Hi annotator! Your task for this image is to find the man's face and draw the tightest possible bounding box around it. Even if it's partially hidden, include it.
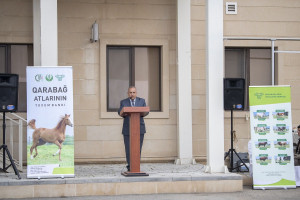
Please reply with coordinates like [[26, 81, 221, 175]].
[[128, 87, 137, 100], [298, 128, 300, 136]]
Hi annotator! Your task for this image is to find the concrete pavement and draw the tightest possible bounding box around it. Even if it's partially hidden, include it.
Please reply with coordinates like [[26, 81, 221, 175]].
[[6, 185, 300, 200], [1, 163, 299, 199]]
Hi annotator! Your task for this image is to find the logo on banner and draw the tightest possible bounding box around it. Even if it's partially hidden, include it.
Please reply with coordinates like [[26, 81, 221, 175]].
[[55, 74, 65, 81], [255, 92, 264, 99], [35, 74, 43, 82], [45, 74, 54, 82], [35, 74, 66, 82]]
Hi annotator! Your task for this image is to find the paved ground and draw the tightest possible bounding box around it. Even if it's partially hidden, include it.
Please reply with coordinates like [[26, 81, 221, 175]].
[[2, 185, 298, 200], [1, 162, 244, 189], [1, 162, 299, 200], [0, 162, 209, 180], [75, 162, 207, 178]]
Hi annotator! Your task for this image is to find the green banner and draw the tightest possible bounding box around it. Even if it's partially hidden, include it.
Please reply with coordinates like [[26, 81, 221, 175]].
[[249, 86, 296, 189], [249, 86, 291, 106]]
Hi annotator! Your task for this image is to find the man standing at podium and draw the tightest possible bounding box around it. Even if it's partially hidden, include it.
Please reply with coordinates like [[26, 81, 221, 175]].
[[118, 86, 148, 171]]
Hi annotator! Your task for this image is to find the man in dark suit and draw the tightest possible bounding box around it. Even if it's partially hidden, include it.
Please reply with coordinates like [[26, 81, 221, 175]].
[[118, 86, 148, 171]]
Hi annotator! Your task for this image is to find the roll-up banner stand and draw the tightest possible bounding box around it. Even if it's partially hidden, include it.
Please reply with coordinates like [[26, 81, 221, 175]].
[[249, 86, 296, 189], [26, 66, 74, 179]]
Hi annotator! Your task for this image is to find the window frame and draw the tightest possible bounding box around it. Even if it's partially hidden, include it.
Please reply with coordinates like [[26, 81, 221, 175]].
[[106, 46, 132, 112], [0, 45, 9, 73], [224, 47, 273, 110], [100, 38, 169, 119], [0, 43, 33, 112], [106, 45, 162, 112]]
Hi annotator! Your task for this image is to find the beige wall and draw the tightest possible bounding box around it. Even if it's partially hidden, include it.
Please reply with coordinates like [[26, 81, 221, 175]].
[[57, 0, 177, 162], [0, 0, 33, 43], [1, 0, 300, 163], [191, 0, 206, 159], [223, 0, 300, 152]]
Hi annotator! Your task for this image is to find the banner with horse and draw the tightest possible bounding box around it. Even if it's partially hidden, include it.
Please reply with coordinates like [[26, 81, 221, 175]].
[[249, 86, 296, 189], [26, 66, 74, 179]]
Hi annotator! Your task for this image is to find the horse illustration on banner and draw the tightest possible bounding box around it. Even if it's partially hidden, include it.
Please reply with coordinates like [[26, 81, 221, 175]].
[[28, 114, 73, 161]]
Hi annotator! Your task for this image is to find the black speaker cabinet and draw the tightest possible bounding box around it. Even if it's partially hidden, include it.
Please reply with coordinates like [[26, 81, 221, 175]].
[[0, 74, 18, 112], [224, 78, 245, 110]]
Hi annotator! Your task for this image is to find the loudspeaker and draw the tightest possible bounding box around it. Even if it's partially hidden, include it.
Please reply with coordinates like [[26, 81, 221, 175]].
[[0, 74, 18, 112], [224, 78, 245, 110]]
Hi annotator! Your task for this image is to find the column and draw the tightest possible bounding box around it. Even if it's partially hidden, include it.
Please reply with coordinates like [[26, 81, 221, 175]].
[[175, 0, 195, 165], [33, 0, 58, 66], [205, 0, 227, 172]]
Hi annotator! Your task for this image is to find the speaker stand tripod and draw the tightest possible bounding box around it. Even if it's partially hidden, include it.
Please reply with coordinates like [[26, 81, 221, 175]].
[[224, 108, 249, 172], [0, 112, 21, 179]]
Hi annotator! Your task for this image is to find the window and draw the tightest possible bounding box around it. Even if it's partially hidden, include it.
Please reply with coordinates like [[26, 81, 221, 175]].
[[225, 48, 272, 109], [107, 46, 161, 112], [0, 44, 33, 112]]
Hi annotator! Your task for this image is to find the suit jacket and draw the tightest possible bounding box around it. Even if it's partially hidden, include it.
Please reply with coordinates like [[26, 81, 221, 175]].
[[118, 97, 148, 135]]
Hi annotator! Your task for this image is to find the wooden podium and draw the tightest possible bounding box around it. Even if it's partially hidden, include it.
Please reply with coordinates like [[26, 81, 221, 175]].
[[120, 106, 149, 177]]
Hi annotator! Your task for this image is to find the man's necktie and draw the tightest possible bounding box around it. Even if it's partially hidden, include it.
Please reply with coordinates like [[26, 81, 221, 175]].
[[131, 99, 135, 107]]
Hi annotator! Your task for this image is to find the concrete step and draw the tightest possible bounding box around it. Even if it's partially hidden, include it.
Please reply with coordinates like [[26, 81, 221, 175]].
[[0, 163, 243, 199]]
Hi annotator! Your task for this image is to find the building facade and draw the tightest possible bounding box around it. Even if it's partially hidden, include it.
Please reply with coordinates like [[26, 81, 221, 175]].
[[1, 0, 300, 172]]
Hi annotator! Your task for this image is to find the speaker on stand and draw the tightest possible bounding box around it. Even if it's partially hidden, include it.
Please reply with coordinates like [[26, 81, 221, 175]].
[[223, 78, 249, 172], [0, 73, 21, 179], [224, 78, 245, 111]]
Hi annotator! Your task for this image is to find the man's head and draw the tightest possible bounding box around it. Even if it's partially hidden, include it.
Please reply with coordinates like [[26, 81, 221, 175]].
[[297, 125, 300, 135], [128, 86, 137, 100]]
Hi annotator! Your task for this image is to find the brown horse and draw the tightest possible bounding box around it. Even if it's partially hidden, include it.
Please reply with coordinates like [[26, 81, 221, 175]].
[[29, 114, 73, 161], [28, 119, 36, 129]]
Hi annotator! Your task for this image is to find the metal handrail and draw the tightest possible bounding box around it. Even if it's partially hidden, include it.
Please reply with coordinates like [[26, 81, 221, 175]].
[[223, 37, 300, 86], [10, 113, 27, 122], [223, 37, 300, 41], [0, 113, 26, 171]]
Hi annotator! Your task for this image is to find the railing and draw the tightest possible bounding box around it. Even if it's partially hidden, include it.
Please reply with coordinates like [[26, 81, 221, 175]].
[[223, 37, 300, 86], [0, 112, 26, 171]]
